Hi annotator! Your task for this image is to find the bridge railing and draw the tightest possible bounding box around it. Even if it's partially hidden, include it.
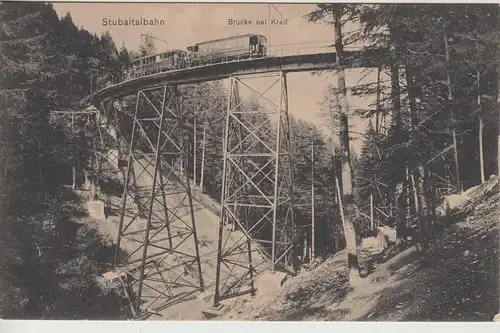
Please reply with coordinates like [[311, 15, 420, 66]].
[[98, 42, 365, 89], [267, 41, 362, 57]]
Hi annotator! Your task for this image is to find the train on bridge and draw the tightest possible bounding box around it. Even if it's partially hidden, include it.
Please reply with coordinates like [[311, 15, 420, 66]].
[[124, 33, 268, 79]]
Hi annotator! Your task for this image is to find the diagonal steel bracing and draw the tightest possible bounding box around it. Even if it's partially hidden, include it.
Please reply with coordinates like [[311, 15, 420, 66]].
[[213, 72, 296, 306], [111, 85, 204, 317], [90, 100, 131, 202]]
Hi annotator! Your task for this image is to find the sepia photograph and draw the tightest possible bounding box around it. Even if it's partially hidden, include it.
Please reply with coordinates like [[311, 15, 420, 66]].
[[0, 1, 499, 323]]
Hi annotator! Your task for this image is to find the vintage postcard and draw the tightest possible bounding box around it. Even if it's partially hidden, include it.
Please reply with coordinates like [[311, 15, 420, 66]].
[[0, 1, 498, 323]]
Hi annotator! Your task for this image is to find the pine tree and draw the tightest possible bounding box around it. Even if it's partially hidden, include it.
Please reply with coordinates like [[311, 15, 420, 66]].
[[306, 4, 363, 286], [138, 34, 157, 57]]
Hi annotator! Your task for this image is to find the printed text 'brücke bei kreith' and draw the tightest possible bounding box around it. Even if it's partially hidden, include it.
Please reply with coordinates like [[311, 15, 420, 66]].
[[227, 18, 288, 26]]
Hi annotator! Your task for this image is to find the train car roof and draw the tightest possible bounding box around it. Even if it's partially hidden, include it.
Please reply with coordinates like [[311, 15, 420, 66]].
[[192, 34, 267, 46]]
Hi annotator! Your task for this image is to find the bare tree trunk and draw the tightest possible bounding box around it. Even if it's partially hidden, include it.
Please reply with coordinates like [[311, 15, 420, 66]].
[[329, 106, 338, 205], [302, 236, 308, 264], [444, 33, 461, 193], [375, 66, 382, 134], [425, 167, 436, 230], [497, 63, 500, 179], [72, 164, 77, 190], [416, 165, 430, 250], [311, 134, 316, 261], [199, 117, 207, 193], [476, 49, 485, 184], [479, 115, 485, 183], [370, 192, 374, 230], [391, 63, 407, 242], [334, 12, 360, 285], [406, 65, 430, 252]]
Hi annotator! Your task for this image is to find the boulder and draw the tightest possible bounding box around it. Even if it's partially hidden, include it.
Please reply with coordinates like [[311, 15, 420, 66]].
[[87, 200, 105, 220], [378, 226, 397, 243], [256, 271, 287, 295]]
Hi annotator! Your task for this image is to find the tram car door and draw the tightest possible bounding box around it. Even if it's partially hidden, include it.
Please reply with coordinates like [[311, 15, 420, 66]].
[[249, 35, 259, 57]]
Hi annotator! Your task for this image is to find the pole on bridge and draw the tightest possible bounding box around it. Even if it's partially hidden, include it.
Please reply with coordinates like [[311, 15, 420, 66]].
[[268, 4, 271, 50]]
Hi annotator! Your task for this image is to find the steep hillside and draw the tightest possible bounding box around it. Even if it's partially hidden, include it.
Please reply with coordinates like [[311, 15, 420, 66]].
[[218, 176, 499, 321]]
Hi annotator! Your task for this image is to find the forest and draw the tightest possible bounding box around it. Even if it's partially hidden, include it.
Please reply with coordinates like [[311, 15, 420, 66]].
[[0, 2, 498, 319]]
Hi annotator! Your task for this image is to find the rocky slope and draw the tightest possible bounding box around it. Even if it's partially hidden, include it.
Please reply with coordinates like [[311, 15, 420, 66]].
[[218, 176, 499, 321]]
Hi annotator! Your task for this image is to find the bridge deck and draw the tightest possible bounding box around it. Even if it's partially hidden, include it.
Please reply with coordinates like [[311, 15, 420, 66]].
[[91, 51, 372, 106]]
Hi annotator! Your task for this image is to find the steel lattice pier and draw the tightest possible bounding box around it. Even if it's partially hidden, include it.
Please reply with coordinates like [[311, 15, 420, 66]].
[[104, 85, 204, 317], [213, 72, 296, 306]]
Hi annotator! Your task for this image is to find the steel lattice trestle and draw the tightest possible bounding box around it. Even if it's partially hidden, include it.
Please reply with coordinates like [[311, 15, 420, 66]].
[[112, 85, 204, 317], [213, 72, 296, 306], [91, 101, 130, 201]]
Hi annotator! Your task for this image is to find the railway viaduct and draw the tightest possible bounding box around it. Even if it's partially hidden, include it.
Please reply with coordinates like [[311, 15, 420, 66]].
[[72, 46, 377, 319]]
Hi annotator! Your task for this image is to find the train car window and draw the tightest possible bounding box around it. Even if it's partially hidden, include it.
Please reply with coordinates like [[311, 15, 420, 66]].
[[249, 35, 259, 45]]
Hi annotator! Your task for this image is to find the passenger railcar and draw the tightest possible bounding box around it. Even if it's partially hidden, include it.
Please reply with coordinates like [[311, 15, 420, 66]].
[[122, 34, 268, 80], [127, 49, 187, 78], [187, 34, 267, 66]]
